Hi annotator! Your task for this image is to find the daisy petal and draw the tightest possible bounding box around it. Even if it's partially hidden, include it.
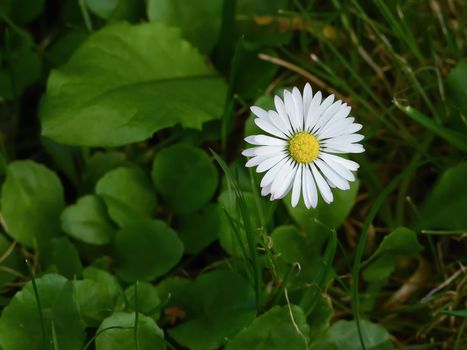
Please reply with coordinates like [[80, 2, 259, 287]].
[[311, 163, 334, 204], [268, 110, 292, 136], [255, 118, 287, 139], [245, 135, 287, 146], [319, 153, 355, 181], [315, 159, 350, 190], [306, 166, 318, 208], [302, 83, 313, 115], [274, 96, 293, 132], [273, 164, 297, 200], [250, 106, 269, 119], [291, 165, 302, 207], [270, 160, 293, 199], [284, 90, 300, 131], [257, 154, 287, 173], [260, 157, 289, 187], [304, 91, 322, 130], [321, 153, 359, 171], [292, 87, 304, 130], [312, 100, 342, 133]]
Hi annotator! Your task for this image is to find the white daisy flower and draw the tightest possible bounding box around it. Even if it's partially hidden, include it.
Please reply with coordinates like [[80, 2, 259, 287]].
[[242, 83, 364, 208]]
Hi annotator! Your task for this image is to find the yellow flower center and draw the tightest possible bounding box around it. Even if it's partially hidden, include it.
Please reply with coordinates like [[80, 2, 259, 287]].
[[288, 132, 320, 164]]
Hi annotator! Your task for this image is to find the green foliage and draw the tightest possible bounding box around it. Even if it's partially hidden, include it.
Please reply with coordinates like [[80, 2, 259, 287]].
[[96, 167, 156, 227], [168, 270, 256, 350], [152, 144, 218, 214], [0, 160, 65, 248], [147, 0, 223, 53], [1, 0, 465, 349], [284, 180, 359, 246], [114, 220, 183, 282], [226, 305, 309, 350], [309, 320, 393, 350], [363, 227, 423, 282], [73, 267, 124, 327], [61, 195, 115, 245], [40, 22, 227, 147], [419, 162, 467, 230], [95, 312, 166, 350], [0, 274, 85, 350], [176, 203, 220, 254]]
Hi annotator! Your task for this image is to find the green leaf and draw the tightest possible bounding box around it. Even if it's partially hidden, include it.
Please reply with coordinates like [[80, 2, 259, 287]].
[[40, 22, 227, 147], [114, 220, 183, 282], [124, 282, 161, 318], [147, 0, 223, 53], [218, 189, 273, 256], [226, 305, 309, 350], [0, 274, 85, 350], [0, 160, 65, 248], [176, 203, 219, 254], [308, 294, 333, 340], [61, 195, 116, 245], [418, 162, 467, 230], [96, 312, 166, 350], [82, 151, 129, 191], [152, 144, 218, 214], [363, 227, 422, 282], [309, 320, 394, 350], [168, 270, 256, 350], [73, 267, 124, 327], [271, 225, 331, 288], [284, 180, 359, 247], [373, 227, 423, 257], [41, 237, 83, 279], [96, 167, 156, 227], [446, 58, 467, 115], [86, 0, 144, 21]]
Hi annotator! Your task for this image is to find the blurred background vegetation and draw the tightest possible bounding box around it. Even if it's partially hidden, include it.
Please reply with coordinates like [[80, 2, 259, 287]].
[[0, 0, 466, 349]]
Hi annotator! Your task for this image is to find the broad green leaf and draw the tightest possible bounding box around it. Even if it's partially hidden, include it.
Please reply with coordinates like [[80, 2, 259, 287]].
[[86, 0, 144, 21], [309, 320, 394, 350], [73, 267, 124, 327], [124, 282, 161, 318], [96, 167, 156, 227], [0, 160, 65, 248], [418, 162, 467, 230], [61, 195, 116, 245], [147, 0, 223, 53], [373, 227, 423, 257], [363, 227, 422, 282], [446, 58, 467, 115], [176, 203, 219, 254], [96, 312, 166, 350], [308, 294, 333, 340], [114, 220, 183, 282], [82, 151, 129, 191], [152, 144, 218, 214], [271, 225, 330, 288], [226, 305, 309, 350], [40, 22, 227, 147], [41, 237, 83, 279], [218, 189, 273, 256], [284, 180, 359, 248], [0, 274, 85, 350], [168, 270, 256, 350]]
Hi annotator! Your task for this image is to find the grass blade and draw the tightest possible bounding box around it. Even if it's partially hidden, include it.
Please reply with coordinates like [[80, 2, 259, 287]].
[[395, 101, 467, 152]]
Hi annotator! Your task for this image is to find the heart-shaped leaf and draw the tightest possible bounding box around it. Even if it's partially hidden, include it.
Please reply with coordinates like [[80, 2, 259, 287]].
[[40, 22, 226, 147]]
